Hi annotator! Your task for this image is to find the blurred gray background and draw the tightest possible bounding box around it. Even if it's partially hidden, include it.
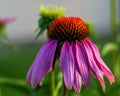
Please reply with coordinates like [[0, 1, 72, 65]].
[[0, 0, 119, 44]]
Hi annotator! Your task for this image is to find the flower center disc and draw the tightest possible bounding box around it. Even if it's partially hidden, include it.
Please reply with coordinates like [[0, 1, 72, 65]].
[[48, 17, 89, 42]]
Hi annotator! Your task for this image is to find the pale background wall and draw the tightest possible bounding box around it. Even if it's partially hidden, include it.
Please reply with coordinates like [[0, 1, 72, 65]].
[[0, 0, 119, 43]]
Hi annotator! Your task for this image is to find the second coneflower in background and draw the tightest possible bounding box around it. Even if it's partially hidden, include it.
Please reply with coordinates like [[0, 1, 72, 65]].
[[0, 17, 15, 39], [26, 17, 115, 93]]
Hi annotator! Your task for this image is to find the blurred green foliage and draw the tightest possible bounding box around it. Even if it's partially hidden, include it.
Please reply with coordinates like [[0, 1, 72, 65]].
[[85, 21, 97, 38]]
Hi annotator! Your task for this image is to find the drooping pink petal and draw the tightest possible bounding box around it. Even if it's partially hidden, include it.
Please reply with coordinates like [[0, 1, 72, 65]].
[[73, 70, 82, 93], [97, 75, 106, 92], [60, 41, 74, 90], [75, 41, 90, 88], [71, 42, 82, 93], [83, 39, 105, 91], [26, 40, 57, 88], [86, 38, 115, 85]]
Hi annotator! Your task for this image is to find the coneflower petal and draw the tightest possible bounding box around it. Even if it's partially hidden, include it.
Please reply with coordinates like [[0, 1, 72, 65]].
[[26, 40, 57, 88], [76, 41, 90, 88], [60, 41, 74, 90], [71, 42, 82, 93], [83, 39, 105, 91], [86, 38, 115, 85], [73, 70, 82, 93]]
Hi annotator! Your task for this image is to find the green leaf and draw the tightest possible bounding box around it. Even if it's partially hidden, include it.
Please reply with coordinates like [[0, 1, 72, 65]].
[[34, 30, 44, 40], [101, 43, 119, 57]]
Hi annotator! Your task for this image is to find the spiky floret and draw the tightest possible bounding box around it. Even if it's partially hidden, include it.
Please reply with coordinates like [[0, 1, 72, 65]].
[[48, 17, 89, 42]]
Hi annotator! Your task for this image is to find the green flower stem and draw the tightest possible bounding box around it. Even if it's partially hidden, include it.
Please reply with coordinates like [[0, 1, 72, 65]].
[[62, 79, 68, 96], [110, 0, 117, 42], [0, 24, 7, 39], [50, 72, 55, 96], [113, 53, 120, 77]]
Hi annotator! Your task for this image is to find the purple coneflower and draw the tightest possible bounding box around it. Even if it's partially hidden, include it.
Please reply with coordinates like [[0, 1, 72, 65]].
[[26, 17, 115, 93], [0, 17, 15, 38]]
